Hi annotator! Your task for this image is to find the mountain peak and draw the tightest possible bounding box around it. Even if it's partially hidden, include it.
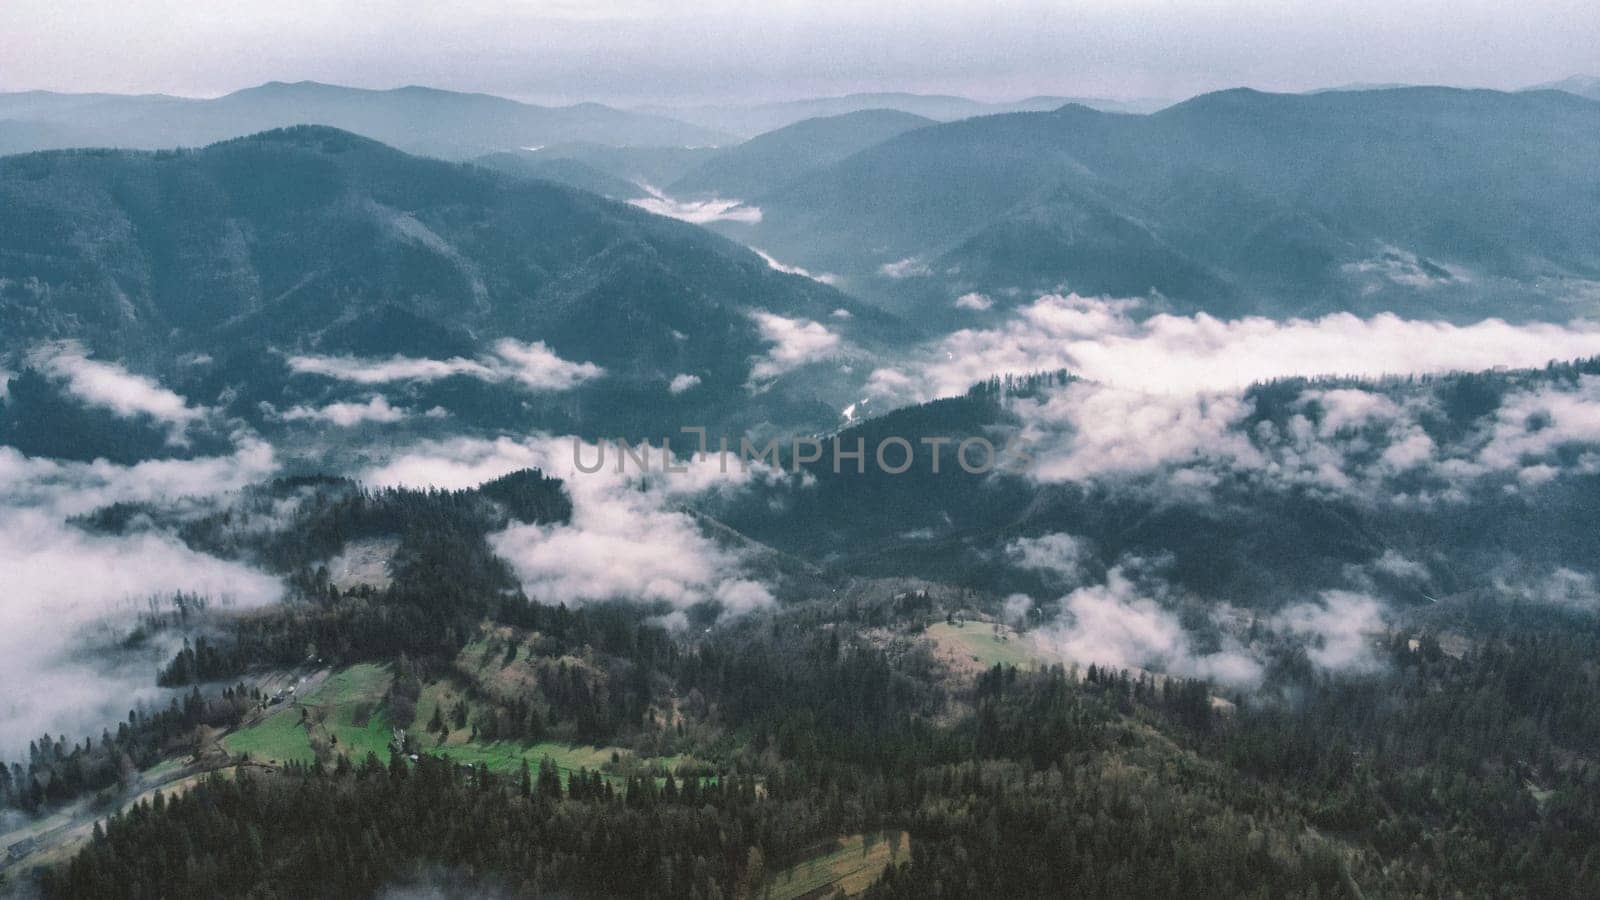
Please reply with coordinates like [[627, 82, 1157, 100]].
[[1525, 74, 1600, 101], [209, 123, 389, 152]]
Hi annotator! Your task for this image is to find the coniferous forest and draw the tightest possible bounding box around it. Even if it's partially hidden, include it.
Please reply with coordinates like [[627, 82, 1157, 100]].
[[7, 9, 1600, 897]]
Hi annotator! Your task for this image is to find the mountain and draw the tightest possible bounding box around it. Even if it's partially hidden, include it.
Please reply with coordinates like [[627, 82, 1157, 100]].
[[667, 109, 934, 199], [0, 126, 896, 444], [1525, 74, 1600, 102], [1304, 82, 1417, 93], [472, 152, 645, 199], [737, 87, 1600, 323], [0, 119, 106, 156], [0, 82, 732, 159], [711, 360, 1600, 608], [639, 91, 1169, 138], [506, 143, 723, 190]]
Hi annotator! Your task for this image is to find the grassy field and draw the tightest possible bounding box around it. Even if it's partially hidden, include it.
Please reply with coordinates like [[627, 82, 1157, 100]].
[[415, 676, 687, 785], [140, 756, 186, 781], [223, 663, 685, 786], [223, 664, 395, 766], [767, 831, 910, 899], [309, 664, 393, 706], [308, 664, 396, 760], [432, 740, 617, 778], [926, 621, 1043, 671], [222, 707, 315, 765]]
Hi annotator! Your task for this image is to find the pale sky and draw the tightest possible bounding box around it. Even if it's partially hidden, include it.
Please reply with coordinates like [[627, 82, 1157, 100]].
[[2, 0, 1596, 105]]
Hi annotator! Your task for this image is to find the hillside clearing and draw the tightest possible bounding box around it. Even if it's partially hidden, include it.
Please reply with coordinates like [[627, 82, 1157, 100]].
[[768, 830, 910, 899]]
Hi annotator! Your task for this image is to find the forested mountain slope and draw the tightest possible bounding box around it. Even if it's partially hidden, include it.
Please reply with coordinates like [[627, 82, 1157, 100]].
[[741, 88, 1600, 323], [0, 126, 895, 441]]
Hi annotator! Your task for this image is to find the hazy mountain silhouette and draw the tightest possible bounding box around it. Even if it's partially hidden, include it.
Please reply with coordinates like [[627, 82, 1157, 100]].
[[0, 81, 732, 159], [739, 87, 1600, 323], [0, 126, 895, 439], [668, 109, 934, 199], [639, 91, 1169, 137]]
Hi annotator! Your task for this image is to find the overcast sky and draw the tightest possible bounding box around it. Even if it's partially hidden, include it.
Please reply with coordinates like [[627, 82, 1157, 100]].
[[3, 0, 1596, 106]]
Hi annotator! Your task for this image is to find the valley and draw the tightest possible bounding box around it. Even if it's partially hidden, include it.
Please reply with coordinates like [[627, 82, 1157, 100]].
[[3, 27, 1600, 897]]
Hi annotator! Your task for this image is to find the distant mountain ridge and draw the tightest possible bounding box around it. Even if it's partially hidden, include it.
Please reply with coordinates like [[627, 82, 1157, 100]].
[[712, 359, 1600, 607], [667, 109, 935, 199], [1524, 74, 1600, 102], [0, 126, 894, 442], [0, 81, 732, 158], [735, 86, 1600, 324], [637, 91, 1169, 138]]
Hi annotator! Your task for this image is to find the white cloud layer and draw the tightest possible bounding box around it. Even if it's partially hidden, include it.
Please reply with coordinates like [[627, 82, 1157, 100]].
[[629, 184, 762, 224], [1006, 532, 1089, 586], [752, 247, 839, 285], [0, 508, 283, 756], [31, 342, 203, 428], [748, 311, 841, 382], [1012, 373, 1600, 501], [287, 338, 602, 392], [872, 293, 1600, 403], [1017, 549, 1399, 688], [0, 444, 283, 756], [1274, 591, 1387, 673], [1029, 567, 1262, 686], [281, 395, 408, 426], [879, 257, 930, 279], [0, 441, 278, 518], [363, 435, 778, 619]]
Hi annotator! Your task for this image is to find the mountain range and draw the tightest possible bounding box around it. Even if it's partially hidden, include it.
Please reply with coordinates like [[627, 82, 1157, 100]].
[[711, 360, 1600, 610], [666, 109, 934, 199], [0, 82, 733, 159], [729, 86, 1600, 324], [1524, 74, 1600, 102], [474, 109, 939, 204], [637, 91, 1170, 137], [0, 126, 894, 448]]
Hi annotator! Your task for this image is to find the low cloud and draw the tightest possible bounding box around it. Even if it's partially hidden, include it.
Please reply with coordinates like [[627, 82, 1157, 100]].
[[288, 354, 494, 384], [0, 509, 283, 756], [490, 339, 606, 390], [752, 248, 839, 285], [1024, 564, 1396, 687], [1029, 567, 1262, 686], [629, 184, 762, 224], [1372, 550, 1429, 582], [1494, 567, 1600, 611], [748, 312, 842, 382], [288, 338, 602, 392], [0, 441, 277, 518], [1008, 371, 1600, 503], [363, 435, 779, 620], [31, 342, 203, 429], [0, 445, 283, 757], [1001, 593, 1034, 625], [1006, 532, 1090, 586], [1341, 245, 1464, 291], [1469, 375, 1600, 474], [879, 257, 930, 279], [1274, 591, 1387, 673], [954, 292, 993, 311], [874, 293, 1600, 403], [668, 373, 701, 395], [281, 395, 408, 427], [1019, 383, 1259, 483]]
